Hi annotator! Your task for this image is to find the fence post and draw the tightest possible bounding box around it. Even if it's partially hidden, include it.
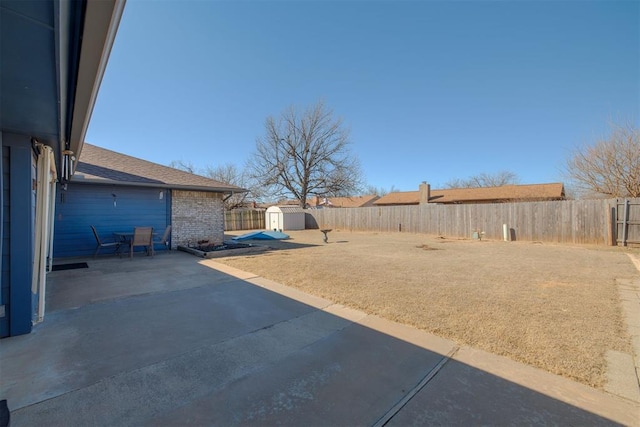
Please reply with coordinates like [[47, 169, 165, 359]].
[[608, 202, 616, 246], [621, 199, 629, 246]]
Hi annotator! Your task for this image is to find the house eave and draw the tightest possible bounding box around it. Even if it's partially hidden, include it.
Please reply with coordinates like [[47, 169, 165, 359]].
[[67, 177, 246, 195], [65, 0, 126, 171]]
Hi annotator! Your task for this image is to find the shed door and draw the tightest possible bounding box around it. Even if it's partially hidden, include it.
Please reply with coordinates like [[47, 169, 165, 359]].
[[268, 212, 282, 231]]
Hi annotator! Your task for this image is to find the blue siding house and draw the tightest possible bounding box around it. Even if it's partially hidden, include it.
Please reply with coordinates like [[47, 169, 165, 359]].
[[0, 0, 244, 338], [0, 0, 125, 337], [54, 144, 244, 258]]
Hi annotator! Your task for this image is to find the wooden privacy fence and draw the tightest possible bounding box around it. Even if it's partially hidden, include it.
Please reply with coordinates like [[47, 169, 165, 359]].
[[224, 209, 265, 231], [305, 198, 640, 246], [617, 199, 640, 246]]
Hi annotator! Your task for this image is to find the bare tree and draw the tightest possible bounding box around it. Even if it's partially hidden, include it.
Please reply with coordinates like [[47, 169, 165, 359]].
[[168, 160, 198, 174], [247, 101, 363, 207], [204, 163, 242, 186], [443, 170, 520, 188], [204, 163, 260, 209], [566, 122, 639, 198], [171, 160, 256, 208], [442, 178, 467, 189], [361, 184, 399, 196]]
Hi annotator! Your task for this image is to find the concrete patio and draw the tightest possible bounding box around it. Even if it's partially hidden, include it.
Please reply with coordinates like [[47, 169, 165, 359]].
[[0, 251, 638, 426]]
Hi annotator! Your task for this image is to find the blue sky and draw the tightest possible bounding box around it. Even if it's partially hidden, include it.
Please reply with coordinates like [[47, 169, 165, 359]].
[[86, 0, 639, 192]]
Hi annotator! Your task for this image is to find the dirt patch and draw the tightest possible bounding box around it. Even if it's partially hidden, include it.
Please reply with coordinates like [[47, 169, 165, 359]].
[[219, 230, 639, 388], [539, 281, 578, 289], [416, 244, 440, 251]]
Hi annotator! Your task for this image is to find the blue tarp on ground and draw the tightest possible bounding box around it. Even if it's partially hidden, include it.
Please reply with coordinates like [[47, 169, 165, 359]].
[[232, 231, 290, 241]]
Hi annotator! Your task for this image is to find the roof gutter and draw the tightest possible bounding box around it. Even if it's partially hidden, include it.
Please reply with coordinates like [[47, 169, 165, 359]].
[[54, 0, 81, 164], [68, 177, 248, 195], [61, 0, 126, 176]]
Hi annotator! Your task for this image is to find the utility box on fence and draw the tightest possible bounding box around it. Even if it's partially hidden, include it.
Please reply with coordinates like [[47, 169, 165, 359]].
[[265, 206, 306, 231]]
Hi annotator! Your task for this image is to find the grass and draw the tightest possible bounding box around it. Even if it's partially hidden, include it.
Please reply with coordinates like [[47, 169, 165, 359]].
[[218, 230, 639, 388]]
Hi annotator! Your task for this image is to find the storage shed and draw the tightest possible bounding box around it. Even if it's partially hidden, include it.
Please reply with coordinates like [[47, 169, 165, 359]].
[[265, 206, 306, 231]]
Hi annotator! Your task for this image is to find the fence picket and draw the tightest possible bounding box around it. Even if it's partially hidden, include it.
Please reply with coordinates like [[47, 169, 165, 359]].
[[224, 209, 265, 231], [224, 199, 639, 246], [304, 198, 640, 245]]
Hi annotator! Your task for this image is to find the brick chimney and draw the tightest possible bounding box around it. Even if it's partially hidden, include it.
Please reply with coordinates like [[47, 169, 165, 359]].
[[419, 182, 431, 204]]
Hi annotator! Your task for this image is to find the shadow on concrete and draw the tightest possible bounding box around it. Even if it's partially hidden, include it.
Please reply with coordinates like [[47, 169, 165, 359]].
[[0, 252, 634, 426]]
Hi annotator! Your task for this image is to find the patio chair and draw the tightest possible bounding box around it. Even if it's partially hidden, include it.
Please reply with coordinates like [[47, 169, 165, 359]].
[[90, 225, 121, 258], [153, 225, 172, 252], [130, 227, 154, 259]]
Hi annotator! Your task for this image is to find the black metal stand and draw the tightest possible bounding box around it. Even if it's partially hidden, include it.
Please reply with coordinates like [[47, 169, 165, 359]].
[[320, 229, 332, 243]]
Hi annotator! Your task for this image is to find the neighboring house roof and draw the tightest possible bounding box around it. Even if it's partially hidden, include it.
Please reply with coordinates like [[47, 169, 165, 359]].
[[373, 191, 421, 206], [265, 195, 380, 209], [374, 183, 565, 205], [73, 144, 245, 194], [309, 195, 380, 208], [430, 183, 565, 204]]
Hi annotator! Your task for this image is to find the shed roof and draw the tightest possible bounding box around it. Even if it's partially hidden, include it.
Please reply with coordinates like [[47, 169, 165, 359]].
[[73, 144, 245, 193], [267, 206, 307, 213]]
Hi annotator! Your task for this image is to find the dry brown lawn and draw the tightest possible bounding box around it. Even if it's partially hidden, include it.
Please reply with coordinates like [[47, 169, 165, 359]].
[[218, 230, 639, 388]]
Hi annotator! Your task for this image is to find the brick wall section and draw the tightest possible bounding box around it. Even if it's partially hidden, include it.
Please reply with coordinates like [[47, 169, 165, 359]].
[[171, 190, 224, 248]]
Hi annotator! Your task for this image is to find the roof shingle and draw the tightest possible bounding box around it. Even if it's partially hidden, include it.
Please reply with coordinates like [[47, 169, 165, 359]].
[[430, 183, 565, 203], [372, 191, 420, 206], [74, 144, 244, 193]]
